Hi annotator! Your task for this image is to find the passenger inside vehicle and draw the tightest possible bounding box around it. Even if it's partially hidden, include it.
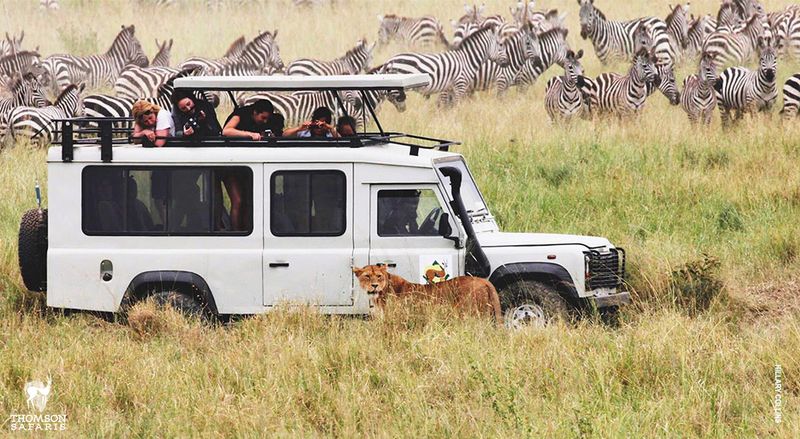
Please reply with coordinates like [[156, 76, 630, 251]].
[[336, 115, 357, 137], [126, 176, 155, 232], [171, 90, 222, 139], [131, 100, 173, 148], [222, 99, 275, 140]]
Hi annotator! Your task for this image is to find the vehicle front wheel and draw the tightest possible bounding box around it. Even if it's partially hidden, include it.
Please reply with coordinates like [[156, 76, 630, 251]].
[[500, 280, 570, 329], [18, 208, 48, 292]]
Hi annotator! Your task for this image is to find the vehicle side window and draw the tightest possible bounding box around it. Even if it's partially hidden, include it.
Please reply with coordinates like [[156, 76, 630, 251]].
[[270, 170, 346, 236], [377, 189, 444, 237], [82, 166, 252, 235]]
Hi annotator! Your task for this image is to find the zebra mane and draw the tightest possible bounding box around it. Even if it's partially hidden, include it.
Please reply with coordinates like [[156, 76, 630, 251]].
[[105, 25, 136, 56], [54, 83, 79, 105], [537, 26, 568, 42], [0, 50, 40, 61], [588, 1, 607, 21], [457, 23, 497, 48], [340, 39, 369, 60], [223, 35, 247, 58]]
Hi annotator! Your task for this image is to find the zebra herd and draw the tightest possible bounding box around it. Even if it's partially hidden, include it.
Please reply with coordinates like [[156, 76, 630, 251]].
[[5, 0, 800, 144]]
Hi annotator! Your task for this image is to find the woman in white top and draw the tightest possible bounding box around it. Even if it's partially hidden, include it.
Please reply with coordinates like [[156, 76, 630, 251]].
[[131, 100, 174, 147]]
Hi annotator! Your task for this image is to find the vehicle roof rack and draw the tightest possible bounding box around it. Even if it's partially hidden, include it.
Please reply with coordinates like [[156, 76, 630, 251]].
[[51, 118, 459, 163], [172, 74, 431, 92]]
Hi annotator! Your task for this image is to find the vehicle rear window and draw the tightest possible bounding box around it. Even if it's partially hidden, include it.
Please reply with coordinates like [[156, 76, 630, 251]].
[[270, 170, 346, 236], [82, 166, 253, 235]]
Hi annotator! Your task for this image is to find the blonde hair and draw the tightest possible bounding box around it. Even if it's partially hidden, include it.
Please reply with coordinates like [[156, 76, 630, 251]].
[[131, 100, 161, 125]]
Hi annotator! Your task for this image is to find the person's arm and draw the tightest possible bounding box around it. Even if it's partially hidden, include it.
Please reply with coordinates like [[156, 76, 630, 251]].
[[223, 115, 261, 140], [132, 122, 155, 144], [154, 128, 169, 147], [283, 121, 312, 137], [324, 122, 340, 138]]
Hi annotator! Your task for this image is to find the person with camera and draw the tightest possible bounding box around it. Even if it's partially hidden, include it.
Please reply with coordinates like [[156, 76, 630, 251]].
[[284, 106, 340, 138], [132, 100, 173, 148], [171, 90, 221, 139], [223, 99, 279, 140]]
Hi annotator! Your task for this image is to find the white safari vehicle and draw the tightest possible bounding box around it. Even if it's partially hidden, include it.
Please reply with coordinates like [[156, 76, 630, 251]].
[[18, 74, 628, 327]]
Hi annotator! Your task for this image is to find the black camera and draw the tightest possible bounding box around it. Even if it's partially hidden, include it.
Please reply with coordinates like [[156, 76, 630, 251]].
[[184, 116, 200, 132]]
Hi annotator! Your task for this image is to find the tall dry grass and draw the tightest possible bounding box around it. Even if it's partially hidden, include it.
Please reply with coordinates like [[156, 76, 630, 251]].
[[0, 0, 799, 436]]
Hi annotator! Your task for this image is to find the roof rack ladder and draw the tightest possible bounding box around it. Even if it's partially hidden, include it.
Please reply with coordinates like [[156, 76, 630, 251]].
[[61, 120, 73, 162], [100, 119, 113, 162]]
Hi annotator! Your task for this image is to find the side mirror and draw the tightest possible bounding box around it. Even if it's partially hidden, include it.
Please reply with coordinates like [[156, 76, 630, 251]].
[[438, 213, 461, 248]]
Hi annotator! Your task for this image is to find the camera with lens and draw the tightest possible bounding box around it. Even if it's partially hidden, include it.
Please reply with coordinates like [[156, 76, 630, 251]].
[[184, 116, 200, 132]]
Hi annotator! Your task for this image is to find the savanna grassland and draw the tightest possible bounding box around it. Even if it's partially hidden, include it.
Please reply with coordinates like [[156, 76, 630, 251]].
[[1, 0, 799, 436]]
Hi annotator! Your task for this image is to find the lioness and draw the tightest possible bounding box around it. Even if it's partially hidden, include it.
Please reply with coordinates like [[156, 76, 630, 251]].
[[353, 264, 502, 322]]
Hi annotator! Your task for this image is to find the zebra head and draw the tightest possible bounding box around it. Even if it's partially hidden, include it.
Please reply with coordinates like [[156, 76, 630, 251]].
[[241, 30, 284, 72], [699, 53, 717, 85], [110, 25, 147, 68], [451, 20, 479, 48], [757, 35, 777, 82], [633, 23, 653, 56], [666, 3, 690, 49], [656, 63, 680, 105], [578, 0, 599, 40], [458, 3, 485, 25], [633, 49, 658, 86], [54, 83, 86, 116], [564, 49, 584, 85], [151, 38, 173, 67], [377, 15, 400, 45]]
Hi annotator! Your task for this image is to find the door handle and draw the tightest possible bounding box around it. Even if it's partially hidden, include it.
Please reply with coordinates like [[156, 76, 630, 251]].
[[269, 262, 290, 268]]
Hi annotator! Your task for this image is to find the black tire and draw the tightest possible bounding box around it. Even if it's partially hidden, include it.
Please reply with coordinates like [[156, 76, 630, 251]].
[[18, 208, 48, 292], [500, 280, 570, 328], [150, 290, 207, 320]]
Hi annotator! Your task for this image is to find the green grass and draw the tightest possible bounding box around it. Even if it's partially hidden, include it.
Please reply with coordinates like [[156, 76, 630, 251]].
[[1, 0, 799, 436]]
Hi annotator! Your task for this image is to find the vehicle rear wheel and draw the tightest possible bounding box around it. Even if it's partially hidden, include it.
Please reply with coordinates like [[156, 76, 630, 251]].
[[500, 280, 570, 329], [150, 290, 206, 320], [18, 208, 48, 292]]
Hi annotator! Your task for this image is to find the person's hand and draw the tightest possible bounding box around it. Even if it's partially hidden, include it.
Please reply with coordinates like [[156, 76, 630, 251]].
[[184, 126, 194, 136], [145, 130, 155, 142], [249, 132, 262, 141], [301, 121, 313, 129], [323, 123, 335, 133]]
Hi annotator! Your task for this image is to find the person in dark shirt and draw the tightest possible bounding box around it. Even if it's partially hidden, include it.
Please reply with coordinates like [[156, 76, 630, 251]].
[[336, 115, 357, 137], [222, 99, 276, 140], [171, 90, 221, 139]]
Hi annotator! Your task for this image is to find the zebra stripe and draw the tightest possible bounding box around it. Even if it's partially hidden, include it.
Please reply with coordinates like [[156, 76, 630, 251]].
[[685, 14, 713, 59], [510, 2, 566, 34], [578, 0, 674, 67], [713, 37, 777, 126], [544, 49, 587, 122], [646, 63, 680, 105], [380, 26, 506, 106], [512, 27, 571, 88], [680, 54, 718, 125], [6, 83, 84, 143], [377, 14, 449, 48], [580, 50, 658, 117], [286, 39, 374, 76], [471, 27, 549, 94], [1, 31, 24, 58], [179, 29, 283, 74], [701, 14, 766, 69], [780, 73, 800, 118], [242, 90, 357, 127], [41, 25, 148, 92], [665, 3, 690, 61], [0, 72, 50, 133], [0, 50, 41, 77]]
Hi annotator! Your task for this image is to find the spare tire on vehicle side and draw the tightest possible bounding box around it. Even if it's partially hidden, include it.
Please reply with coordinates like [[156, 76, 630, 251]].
[[18, 208, 48, 292]]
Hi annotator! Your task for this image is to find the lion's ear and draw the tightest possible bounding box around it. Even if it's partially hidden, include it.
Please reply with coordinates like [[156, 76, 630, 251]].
[[352, 266, 363, 275], [379, 265, 389, 274]]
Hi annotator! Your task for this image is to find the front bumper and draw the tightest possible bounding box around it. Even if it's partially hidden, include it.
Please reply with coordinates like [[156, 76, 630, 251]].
[[590, 291, 631, 308]]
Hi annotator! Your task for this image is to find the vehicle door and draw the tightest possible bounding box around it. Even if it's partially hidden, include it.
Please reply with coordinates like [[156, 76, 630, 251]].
[[263, 164, 354, 306], [368, 184, 463, 284]]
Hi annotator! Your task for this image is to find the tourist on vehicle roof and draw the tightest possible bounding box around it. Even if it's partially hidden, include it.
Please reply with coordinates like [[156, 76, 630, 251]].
[[284, 106, 340, 138], [171, 90, 222, 139], [223, 99, 279, 140], [131, 100, 173, 148]]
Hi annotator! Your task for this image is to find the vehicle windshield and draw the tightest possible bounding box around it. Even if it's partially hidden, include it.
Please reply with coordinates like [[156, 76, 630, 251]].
[[434, 157, 491, 222]]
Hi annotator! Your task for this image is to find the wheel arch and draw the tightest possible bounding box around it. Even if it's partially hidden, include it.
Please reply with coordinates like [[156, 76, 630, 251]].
[[489, 262, 582, 309], [122, 271, 219, 316]]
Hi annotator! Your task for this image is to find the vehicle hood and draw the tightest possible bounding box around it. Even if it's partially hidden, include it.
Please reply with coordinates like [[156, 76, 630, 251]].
[[477, 231, 612, 250]]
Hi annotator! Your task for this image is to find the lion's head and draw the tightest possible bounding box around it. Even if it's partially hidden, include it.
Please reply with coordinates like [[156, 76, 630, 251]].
[[353, 264, 389, 295]]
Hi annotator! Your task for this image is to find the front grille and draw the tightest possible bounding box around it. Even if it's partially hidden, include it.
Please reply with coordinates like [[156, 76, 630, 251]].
[[584, 248, 625, 290]]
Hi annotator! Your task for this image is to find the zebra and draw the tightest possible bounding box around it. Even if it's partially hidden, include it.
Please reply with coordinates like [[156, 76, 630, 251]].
[[511, 27, 571, 89], [470, 26, 550, 95], [380, 25, 508, 107], [544, 49, 588, 122], [450, 21, 480, 49], [702, 13, 766, 69], [242, 90, 358, 127], [665, 3, 690, 61], [714, 36, 777, 126], [0, 50, 42, 78], [39, 0, 59, 10], [780, 73, 800, 118], [769, 5, 800, 58], [685, 14, 713, 59], [176, 35, 246, 73], [680, 54, 718, 124], [6, 83, 84, 144], [41, 25, 148, 93], [1, 31, 25, 57], [151, 39, 173, 67], [647, 63, 681, 105], [0, 72, 51, 133], [376, 14, 450, 48], [578, 0, 674, 67], [286, 39, 374, 76], [510, 2, 566, 33], [580, 49, 658, 118], [179, 29, 283, 74]]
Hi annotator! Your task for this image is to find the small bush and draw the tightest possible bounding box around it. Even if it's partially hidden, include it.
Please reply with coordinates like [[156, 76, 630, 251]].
[[670, 255, 724, 316], [536, 164, 573, 188], [717, 203, 744, 232], [770, 233, 799, 265]]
